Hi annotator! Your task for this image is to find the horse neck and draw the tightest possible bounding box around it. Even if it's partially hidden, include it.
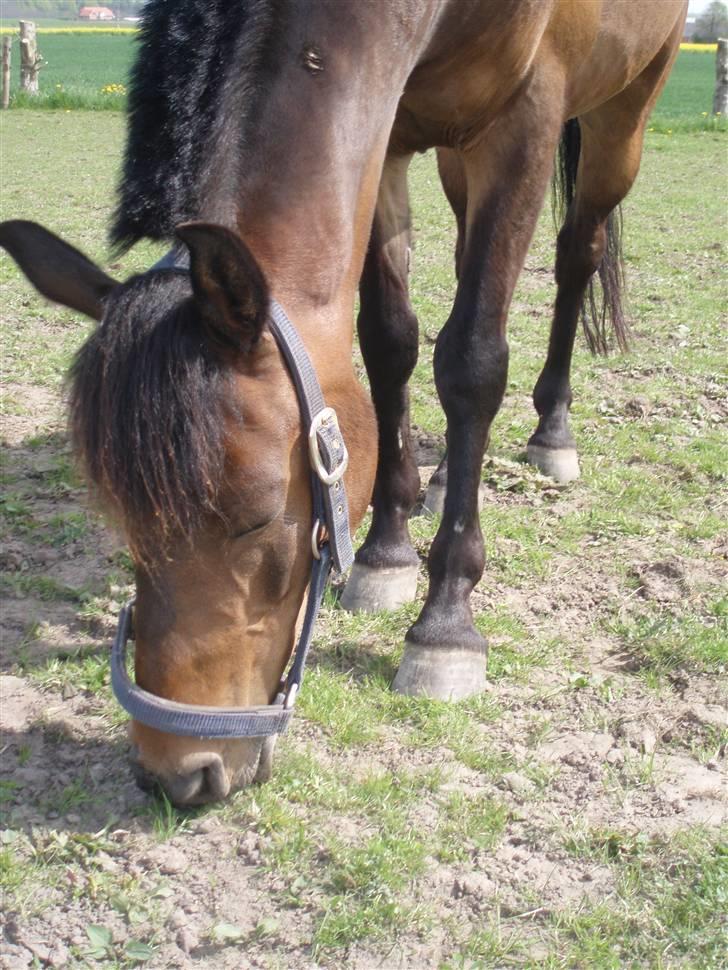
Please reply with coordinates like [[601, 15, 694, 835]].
[[195, 5, 438, 366]]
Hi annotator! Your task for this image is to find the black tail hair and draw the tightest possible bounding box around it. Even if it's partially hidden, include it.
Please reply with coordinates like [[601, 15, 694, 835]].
[[551, 118, 628, 355]]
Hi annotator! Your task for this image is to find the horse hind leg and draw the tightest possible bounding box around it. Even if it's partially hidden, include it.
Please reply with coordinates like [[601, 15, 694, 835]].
[[340, 153, 421, 613], [528, 27, 683, 483], [526, 123, 624, 483]]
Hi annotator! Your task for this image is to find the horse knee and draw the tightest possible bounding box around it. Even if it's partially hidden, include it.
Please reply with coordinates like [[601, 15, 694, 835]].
[[434, 324, 509, 422], [360, 306, 418, 385]]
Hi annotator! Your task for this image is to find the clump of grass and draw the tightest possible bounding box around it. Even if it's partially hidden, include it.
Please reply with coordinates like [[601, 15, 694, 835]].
[[0, 573, 80, 602], [549, 830, 728, 968], [314, 829, 428, 952], [611, 610, 727, 675], [436, 792, 511, 862], [26, 650, 109, 695], [142, 790, 194, 842], [10, 87, 127, 111]]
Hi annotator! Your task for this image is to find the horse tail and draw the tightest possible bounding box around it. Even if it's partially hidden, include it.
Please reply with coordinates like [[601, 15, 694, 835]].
[[552, 118, 628, 355]]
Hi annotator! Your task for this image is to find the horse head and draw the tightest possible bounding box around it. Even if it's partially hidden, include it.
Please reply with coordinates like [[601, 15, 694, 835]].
[[0, 219, 377, 805]]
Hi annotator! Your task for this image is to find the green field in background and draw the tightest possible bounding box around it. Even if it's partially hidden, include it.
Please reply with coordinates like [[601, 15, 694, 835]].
[[5, 32, 135, 108], [1, 33, 724, 128]]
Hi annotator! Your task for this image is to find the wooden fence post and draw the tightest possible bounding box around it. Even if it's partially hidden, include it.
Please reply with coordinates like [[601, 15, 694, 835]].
[[19, 20, 42, 95], [714, 38, 728, 115], [1, 36, 11, 109]]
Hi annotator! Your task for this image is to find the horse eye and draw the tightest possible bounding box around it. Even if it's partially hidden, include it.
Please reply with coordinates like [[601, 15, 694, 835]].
[[230, 518, 275, 541]]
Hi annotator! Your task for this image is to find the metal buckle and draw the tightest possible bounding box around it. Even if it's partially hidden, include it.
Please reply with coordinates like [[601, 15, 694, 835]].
[[311, 519, 323, 560], [308, 406, 349, 486], [284, 682, 299, 710]]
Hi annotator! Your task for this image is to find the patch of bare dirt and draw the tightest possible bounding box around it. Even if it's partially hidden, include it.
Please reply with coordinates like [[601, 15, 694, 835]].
[[1, 382, 726, 968]]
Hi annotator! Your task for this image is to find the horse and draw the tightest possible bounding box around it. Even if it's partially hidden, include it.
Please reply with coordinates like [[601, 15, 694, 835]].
[[0, 0, 687, 805]]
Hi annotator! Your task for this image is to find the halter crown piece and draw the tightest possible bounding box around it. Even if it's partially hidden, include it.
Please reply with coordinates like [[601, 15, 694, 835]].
[[110, 248, 354, 739]]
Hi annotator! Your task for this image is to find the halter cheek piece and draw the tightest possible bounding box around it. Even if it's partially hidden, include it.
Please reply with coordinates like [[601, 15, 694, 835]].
[[110, 249, 354, 739]]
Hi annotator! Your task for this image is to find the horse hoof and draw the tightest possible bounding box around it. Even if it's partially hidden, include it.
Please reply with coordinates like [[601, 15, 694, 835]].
[[422, 483, 485, 516], [392, 642, 487, 700], [422, 480, 446, 515], [340, 562, 419, 613], [526, 444, 580, 483]]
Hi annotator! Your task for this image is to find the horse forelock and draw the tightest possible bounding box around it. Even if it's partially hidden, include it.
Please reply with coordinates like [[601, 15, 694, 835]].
[[68, 271, 233, 558]]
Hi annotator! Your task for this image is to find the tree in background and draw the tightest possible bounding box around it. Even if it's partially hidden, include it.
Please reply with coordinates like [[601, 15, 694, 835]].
[[2, 1, 77, 18], [694, 1, 728, 41], [1, 1, 146, 19]]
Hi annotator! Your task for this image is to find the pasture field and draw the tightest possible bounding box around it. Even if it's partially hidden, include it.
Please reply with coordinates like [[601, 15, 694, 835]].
[[1, 110, 727, 968], [1, 33, 726, 128], [4, 33, 134, 109]]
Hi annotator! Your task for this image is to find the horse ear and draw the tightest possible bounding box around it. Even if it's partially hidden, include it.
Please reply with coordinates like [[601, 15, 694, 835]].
[[175, 222, 269, 354], [0, 219, 117, 321]]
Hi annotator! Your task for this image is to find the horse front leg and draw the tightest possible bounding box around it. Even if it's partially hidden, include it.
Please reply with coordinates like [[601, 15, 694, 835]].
[[394, 100, 563, 699], [341, 152, 422, 613]]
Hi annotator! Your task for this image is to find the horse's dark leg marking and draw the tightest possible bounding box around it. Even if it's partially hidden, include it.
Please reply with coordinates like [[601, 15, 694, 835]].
[[528, 28, 684, 484], [394, 97, 563, 698], [342, 153, 421, 612]]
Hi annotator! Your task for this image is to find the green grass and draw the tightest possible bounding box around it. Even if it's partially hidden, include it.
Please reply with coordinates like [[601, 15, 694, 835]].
[[436, 792, 511, 862], [4, 33, 134, 108], [611, 610, 728, 675], [27, 650, 111, 694], [0, 87, 725, 967], [0, 18, 135, 30], [552, 830, 728, 969], [652, 50, 724, 125]]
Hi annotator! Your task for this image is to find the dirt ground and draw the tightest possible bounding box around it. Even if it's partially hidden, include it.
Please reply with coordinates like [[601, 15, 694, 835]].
[[1, 383, 726, 969]]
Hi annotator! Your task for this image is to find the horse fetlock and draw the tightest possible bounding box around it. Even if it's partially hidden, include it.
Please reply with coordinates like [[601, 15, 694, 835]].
[[340, 561, 419, 613]]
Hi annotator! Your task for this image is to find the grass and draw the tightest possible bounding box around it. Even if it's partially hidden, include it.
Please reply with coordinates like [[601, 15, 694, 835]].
[[436, 792, 511, 862], [551, 829, 728, 969], [611, 610, 728, 675], [0, 67, 725, 967], [3, 33, 134, 109]]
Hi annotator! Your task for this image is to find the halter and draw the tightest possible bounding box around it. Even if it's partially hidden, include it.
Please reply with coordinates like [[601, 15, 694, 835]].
[[110, 250, 355, 739]]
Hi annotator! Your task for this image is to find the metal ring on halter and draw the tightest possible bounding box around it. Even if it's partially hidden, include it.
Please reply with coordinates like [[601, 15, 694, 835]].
[[311, 519, 322, 559], [309, 406, 349, 485]]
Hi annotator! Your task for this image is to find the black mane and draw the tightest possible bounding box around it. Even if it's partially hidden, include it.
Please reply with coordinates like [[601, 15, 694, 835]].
[[111, 0, 278, 252]]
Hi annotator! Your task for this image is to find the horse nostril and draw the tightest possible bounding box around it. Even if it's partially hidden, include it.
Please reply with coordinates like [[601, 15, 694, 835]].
[[162, 754, 231, 806], [130, 750, 157, 793]]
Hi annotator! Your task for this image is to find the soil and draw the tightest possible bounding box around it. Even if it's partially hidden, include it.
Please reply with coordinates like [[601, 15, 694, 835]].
[[1, 385, 726, 970]]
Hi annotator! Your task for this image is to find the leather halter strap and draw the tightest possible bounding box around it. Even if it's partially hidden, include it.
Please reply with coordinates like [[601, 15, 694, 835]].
[[110, 248, 354, 738]]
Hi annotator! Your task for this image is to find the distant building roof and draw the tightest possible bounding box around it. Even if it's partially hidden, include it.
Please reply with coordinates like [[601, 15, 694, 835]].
[[79, 6, 115, 19], [683, 16, 698, 40]]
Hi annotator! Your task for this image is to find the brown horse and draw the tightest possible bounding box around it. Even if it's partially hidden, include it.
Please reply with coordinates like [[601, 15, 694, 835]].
[[0, 0, 687, 804]]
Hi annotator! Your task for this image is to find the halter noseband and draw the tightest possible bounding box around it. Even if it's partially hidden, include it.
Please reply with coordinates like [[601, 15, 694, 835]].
[[110, 249, 354, 739]]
